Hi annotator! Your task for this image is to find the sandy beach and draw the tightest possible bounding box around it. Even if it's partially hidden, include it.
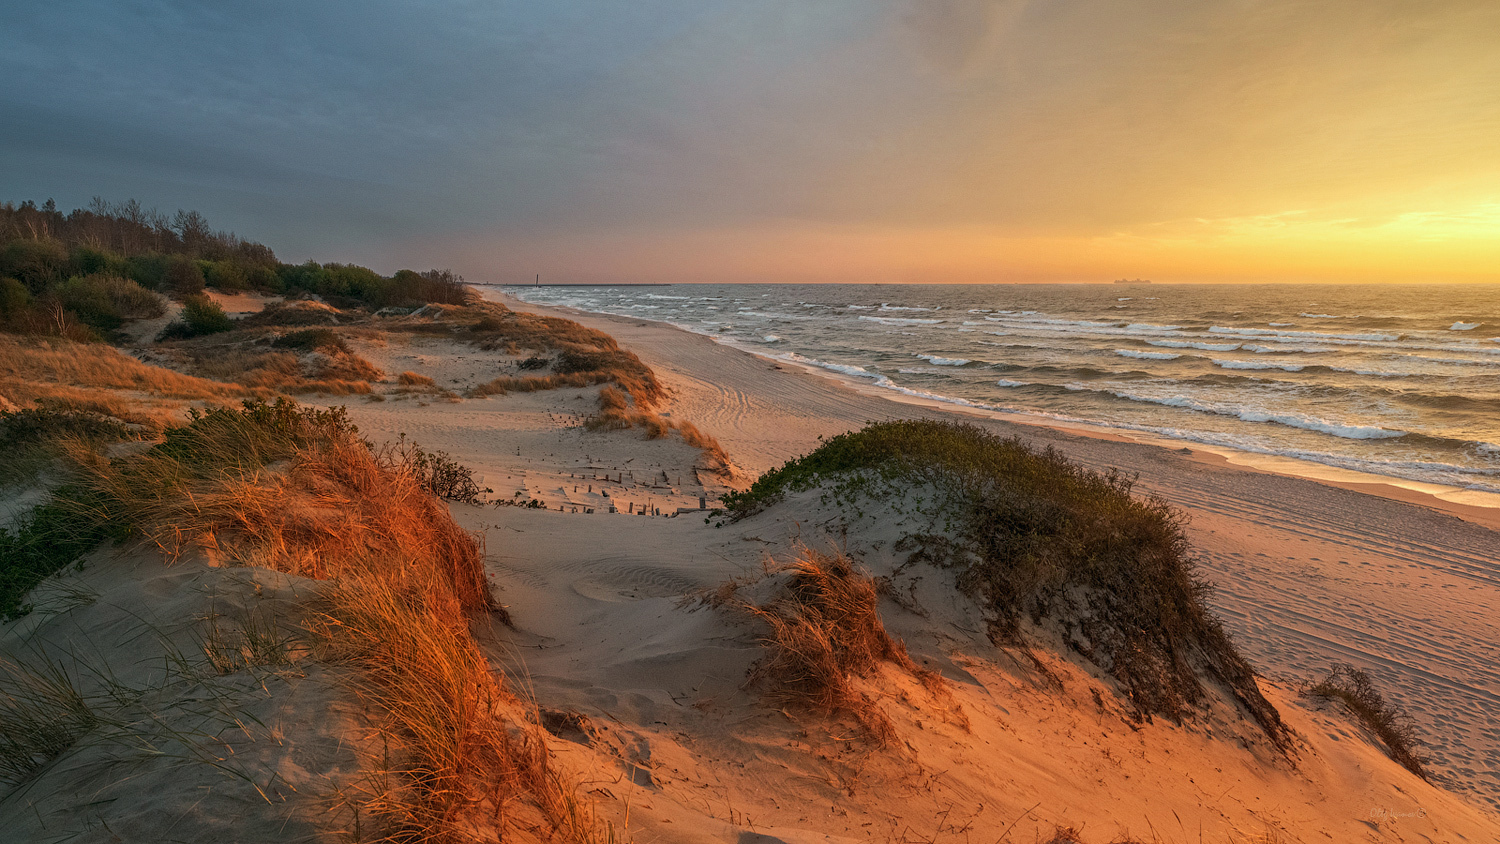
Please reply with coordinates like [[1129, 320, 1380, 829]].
[[477, 291, 1500, 824], [5, 289, 1499, 843]]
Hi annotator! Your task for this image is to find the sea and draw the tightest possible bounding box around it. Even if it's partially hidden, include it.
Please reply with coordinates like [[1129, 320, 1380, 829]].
[[497, 283, 1500, 498]]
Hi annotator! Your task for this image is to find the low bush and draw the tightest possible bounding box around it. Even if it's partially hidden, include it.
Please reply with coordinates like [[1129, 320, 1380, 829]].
[[377, 436, 486, 505], [160, 294, 233, 339], [1306, 664, 1427, 779], [53, 273, 165, 331], [272, 328, 348, 353], [397, 370, 436, 387], [165, 255, 205, 295], [722, 420, 1290, 747]]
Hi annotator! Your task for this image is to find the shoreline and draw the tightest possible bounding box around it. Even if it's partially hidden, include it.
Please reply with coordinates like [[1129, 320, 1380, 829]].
[[488, 288, 1500, 813], [491, 289, 1500, 532]]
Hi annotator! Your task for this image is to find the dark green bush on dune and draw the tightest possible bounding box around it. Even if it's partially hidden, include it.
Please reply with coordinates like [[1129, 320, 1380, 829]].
[[0, 198, 475, 340], [723, 419, 1291, 748]]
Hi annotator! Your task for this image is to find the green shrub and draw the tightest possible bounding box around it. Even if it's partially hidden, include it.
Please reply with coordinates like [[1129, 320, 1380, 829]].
[[179, 294, 233, 335], [247, 264, 281, 293], [0, 240, 69, 293], [54, 274, 165, 331], [0, 277, 30, 318], [165, 255, 205, 295], [724, 420, 1291, 748], [272, 327, 348, 353], [204, 260, 248, 293], [126, 253, 170, 290], [69, 246, 128, 278]]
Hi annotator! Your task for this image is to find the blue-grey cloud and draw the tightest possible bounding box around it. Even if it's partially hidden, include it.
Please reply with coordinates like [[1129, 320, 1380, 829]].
[[3, 0, 1496, 277]]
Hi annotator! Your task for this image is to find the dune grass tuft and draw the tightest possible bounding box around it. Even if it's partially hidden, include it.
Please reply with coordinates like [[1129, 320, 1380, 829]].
[[0, 657, 100, 786], [722, 419, 1290, 748], [705, 548, 941, 743], [397, 370, 436, 388], [1306, 663, 1427, 779], [587, 385, 732, 476]]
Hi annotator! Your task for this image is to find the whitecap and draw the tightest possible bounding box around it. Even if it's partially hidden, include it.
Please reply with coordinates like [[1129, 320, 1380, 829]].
[[859, 315, 943, 325], [1090, 388, 1403, 440], [917, 354, 972, 366], [1213, 359, 1306, 372], [1451, 322, 1481, 330], [995, 379, 1026, 388], [1147, 339, 1240, 352], [1115, 349, 1181, 360], [1209, 326, 1400, 342]]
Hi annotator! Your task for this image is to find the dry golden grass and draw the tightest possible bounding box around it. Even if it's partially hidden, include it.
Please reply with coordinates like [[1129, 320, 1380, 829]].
[[470, 371, 614, 398], [61, 400, 613, 842], [182, 346, 376, 397], [0, 383, 182, 431], [706, 548, 943, 744], [0, 334, 246, 400], [70, 429, 491, 612], [397, 371, 436, 387], [311, 568, 610, 842], [587, 386, 732, 476]]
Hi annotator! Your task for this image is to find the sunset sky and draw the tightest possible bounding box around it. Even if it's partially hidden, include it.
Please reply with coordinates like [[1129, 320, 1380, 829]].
[[4, 1, 1497, 283]]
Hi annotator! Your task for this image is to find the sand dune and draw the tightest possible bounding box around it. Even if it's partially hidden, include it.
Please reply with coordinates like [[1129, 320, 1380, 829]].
[[493, 292, 1500, 822], [7, 290, 1499, 842]]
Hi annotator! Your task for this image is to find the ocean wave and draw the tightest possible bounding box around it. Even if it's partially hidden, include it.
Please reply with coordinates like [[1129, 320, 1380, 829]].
[[1147, 339, 1240, 352], [1300, 313, 1340, 319], [1240, 344, 1336, 354], [779, 353, 881, 380], [1213, 359, 1306, 372], [1126, 323, 1183, 331], [1115, 349, 1181, 360], [761, 335, 780, 343], [995, 379, 1027, 387], [1209, 326, 1402, 342], [1269, 322, 1296, 327], [987, 316, 1120, 329], [1085, 387, 1404, 440], [917, 354, 972, 366], [859, 315, 943, 325], [1451, 322, 1481, 330], [881, 304, 936, 312]]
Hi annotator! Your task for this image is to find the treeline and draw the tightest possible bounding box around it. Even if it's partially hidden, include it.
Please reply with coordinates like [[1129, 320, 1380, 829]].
[[0, 197, 470, 341]]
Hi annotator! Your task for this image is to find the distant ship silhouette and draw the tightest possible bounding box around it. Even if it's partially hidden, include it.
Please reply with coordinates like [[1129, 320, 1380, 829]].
[[1113, 278, 1152, 284]]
